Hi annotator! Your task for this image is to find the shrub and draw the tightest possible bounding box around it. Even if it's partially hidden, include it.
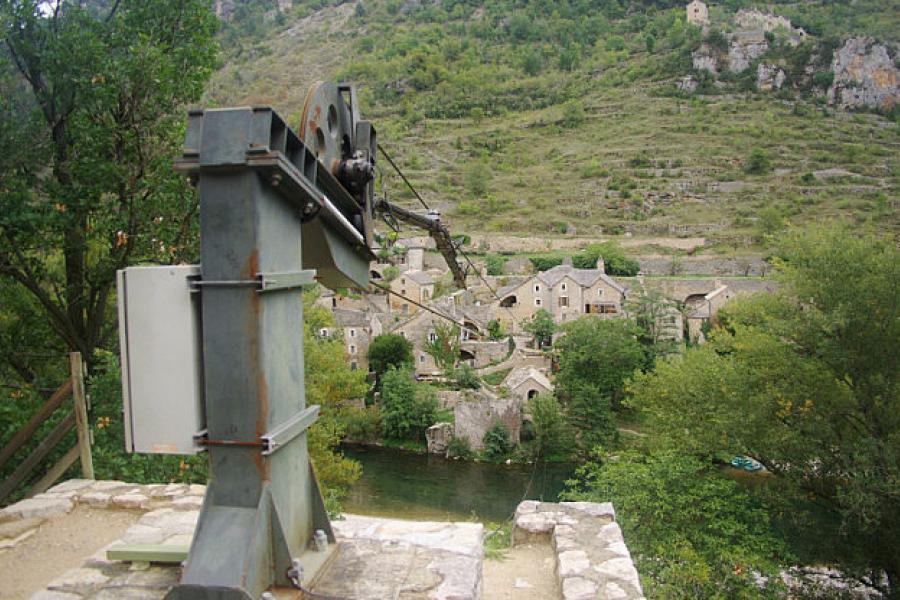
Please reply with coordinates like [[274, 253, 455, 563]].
[[482, 420, 512, 461], [382, 265, 400, 282], [453, 363, 481, 390], [447, 436, 474, 459], [485, 254, 506, 276], [526, 394, 575, 460], [744, 148, 771, 175], [487, 319, 505, 341]]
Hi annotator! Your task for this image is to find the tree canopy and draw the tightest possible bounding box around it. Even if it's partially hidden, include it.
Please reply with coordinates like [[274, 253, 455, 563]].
[[0, 0, 218, 377], [367, 333, 413, 379], [627, 225, 900, 595]]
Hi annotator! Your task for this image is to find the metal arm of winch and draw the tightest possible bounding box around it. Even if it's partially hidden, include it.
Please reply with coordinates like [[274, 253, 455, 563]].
[[374, 197, 468, 290]]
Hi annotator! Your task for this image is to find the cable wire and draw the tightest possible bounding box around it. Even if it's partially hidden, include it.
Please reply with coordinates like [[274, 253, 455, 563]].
[[377, 143, 430, 211]]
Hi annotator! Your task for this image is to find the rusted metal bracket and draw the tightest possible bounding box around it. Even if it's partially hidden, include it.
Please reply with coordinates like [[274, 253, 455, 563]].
[[192, 404, 319, 456], [189, 270, 316, 293]]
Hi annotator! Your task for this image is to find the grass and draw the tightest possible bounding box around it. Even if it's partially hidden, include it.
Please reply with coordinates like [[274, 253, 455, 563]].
[[483, 521, 512, 561], [482, 368, 513, 387]]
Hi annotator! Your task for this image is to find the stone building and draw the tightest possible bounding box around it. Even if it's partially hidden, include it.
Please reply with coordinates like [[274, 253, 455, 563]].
[[318, 308, 381, 372], [388, 270, 435, 315], [504, 367, 553, 404], [686, 0, 709, 26], [494, 260, 626, 333]]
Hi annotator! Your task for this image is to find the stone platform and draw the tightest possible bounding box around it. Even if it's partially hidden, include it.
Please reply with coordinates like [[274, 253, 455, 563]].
[[2, 480, 644, 600]]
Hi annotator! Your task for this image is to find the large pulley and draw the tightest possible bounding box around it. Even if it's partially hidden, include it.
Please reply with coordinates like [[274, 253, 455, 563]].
[[299, 82, 376, 249]]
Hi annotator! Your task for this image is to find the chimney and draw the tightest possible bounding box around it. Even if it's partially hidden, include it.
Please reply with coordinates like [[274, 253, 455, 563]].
[[596, 256, 605, 273], [562, 256, 573, 267]]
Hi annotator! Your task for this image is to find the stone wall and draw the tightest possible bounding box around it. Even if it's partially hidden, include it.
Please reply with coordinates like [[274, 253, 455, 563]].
[[454, 396, 522, 451], [513, 500, 645, 600]]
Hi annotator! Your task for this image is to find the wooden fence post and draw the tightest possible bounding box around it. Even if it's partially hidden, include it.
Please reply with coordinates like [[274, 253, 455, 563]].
[[69, 352, 94, 479]]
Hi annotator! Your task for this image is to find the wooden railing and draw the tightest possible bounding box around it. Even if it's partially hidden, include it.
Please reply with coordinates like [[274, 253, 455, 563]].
[[0, 352, 94, 504]]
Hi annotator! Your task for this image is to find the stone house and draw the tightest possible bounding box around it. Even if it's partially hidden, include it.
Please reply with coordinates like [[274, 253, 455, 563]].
[[504, 367, 553, 404], [494, 260, 626, 333], [686, 0, 709, 26], [388, 270, 435, 315], [318, 309, 380, 372], [686, 285, 737, 344]]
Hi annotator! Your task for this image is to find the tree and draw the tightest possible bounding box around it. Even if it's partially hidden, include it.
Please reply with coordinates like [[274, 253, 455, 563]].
[[555, 318, 647, 450], [564, 450, 791, 598], [486, 319, 505, 341], [424, 321, 461, 374], [525, 394, 575, 460], [379, 365, 437, 441], [628, 226, 900, 596], [368, 333, 413, 380], [452, 363, 481, 390], [625, 283, 682, 354], [524, 308, 556, 349], [0, 1, 218, 376]]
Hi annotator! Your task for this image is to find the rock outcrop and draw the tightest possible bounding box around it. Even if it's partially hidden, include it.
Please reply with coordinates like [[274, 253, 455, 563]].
[[692, 43, 719, 74], [828, 38, 900, 110], [757, 63, 786, 91], [728, 31, 768, 73]]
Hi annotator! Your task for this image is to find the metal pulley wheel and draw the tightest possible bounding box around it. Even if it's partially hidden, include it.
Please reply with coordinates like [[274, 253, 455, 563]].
[[299, 81, 354, 177]]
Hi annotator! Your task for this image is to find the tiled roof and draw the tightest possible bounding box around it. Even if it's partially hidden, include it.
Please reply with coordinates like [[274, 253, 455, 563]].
[[504, 367, 552, 391]]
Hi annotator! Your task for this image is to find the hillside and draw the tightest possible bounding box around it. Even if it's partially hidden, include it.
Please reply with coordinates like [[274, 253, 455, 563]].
[[204, 0, 898, 255]]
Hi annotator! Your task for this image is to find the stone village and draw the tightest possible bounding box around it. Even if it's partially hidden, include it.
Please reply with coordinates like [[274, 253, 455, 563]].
[[315, 234, 773, 454]]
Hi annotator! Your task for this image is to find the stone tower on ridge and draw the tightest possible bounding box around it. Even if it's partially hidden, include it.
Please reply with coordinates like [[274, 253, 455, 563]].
[[686, 0, 709, 26]]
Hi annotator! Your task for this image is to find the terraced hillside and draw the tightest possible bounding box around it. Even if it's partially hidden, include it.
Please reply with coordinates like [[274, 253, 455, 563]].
[[205, 0, 899, 253]]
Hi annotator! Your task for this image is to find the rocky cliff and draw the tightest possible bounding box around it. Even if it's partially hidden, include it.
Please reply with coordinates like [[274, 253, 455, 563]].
[[828, 37, 900, 110]]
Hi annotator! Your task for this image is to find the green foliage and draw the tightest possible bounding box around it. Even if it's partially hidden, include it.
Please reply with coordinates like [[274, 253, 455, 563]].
[[523, 309, 556, 348], [525, 394, 575, 460], [424, 322, 461, 373], [529, 255, 565, 272], [555, 318, 647, 451], [744, 148, 771, 175], [0, 0, 218, 370], [464, 160, 492, 197], [481, 420, 512, 461], [447, 436, 474, 460], [561, 99, 586, 128], [382, 265, 400, 282], [485, 254, 506, 276], [452, 363, 481, 390], [573, 242, 641, 276], [564, 450, 791, 598], [486, 319, 506, 341], [368, 334, 413, 380], [379, 366, 438, 441], [629, 225, 900, 593]]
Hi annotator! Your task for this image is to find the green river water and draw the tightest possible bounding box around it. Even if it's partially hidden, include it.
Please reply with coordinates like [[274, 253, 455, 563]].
[[340, 444, 576, 522]]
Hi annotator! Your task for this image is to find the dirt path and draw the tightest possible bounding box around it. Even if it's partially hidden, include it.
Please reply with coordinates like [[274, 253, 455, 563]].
[[0, 506, 140, 600], [483, 542, 560, 599]]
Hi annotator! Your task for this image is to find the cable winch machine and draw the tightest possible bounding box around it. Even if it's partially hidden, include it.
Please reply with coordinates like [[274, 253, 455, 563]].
[[116, 82, 420, 599]]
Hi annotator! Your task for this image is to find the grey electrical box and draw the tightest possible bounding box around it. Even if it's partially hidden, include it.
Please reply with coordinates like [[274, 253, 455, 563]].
[[117, 265, 205, 454]]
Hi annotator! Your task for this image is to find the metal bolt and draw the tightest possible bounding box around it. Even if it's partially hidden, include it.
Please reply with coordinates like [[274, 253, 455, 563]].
[[260, 593, 276, 600], [270, 173, 282, 187]]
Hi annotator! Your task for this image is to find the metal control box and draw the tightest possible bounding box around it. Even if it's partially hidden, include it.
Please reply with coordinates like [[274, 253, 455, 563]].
[[117, 265, 205, 454]]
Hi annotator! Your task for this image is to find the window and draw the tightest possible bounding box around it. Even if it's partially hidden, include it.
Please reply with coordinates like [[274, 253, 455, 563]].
[[598, 289, 604, 297], [534, 284, 540, 293], [401, 289, 406, 296], [601, 305, 617, 314], [558, 297, 568, 307], [535, 298, 542, 307], [428, 331, 437, 342], [349, 329, 356, 338], [420, 354, 426, 363], [561, 283, 567, 292], [399, 331, 406, 338], [401, 278, 406, 284], [350, 362, 358, 371], [319, 328, 328, 337], [349, 345, 357, 355]]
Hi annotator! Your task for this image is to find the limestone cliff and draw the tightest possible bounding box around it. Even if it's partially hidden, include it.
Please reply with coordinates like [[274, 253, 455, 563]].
[[828, 37, 899, 110]]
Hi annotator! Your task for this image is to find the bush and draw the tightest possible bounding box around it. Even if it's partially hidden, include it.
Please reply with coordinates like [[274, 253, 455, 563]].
[[744, 148, 771, 175], [453, 363, 481, 390], [487, 319, 506, 341], [485, 254, 506, 276], [379, 366, 438, 441], [447, 436, 474, 459], [482, 420, 513, 461], [341, 405, 381, 442], [526, 394, 575, 460]]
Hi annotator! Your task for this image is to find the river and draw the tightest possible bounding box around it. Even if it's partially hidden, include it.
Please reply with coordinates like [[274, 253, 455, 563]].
[[340, 444, 576, 522]]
